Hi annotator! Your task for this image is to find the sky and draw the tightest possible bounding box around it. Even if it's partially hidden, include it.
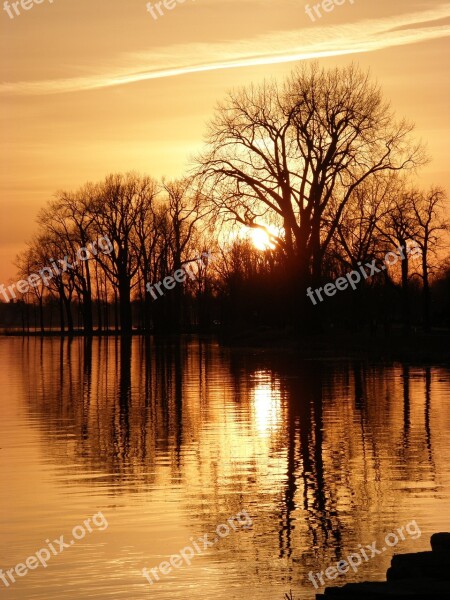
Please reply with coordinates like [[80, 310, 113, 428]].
[[0, 0, 449, 283]]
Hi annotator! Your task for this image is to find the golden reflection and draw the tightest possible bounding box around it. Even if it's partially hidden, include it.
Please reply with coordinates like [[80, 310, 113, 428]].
[[251, 371, 282, 437], [3, 337, 450, 599]]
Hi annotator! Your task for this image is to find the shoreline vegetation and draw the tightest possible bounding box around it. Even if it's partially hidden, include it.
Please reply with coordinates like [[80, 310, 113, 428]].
[[1, 328, 449, 364]]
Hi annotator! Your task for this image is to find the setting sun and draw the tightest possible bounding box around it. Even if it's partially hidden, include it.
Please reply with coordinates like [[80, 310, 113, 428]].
[[249, 227, 277, 251], [250, 228, 271, 250]]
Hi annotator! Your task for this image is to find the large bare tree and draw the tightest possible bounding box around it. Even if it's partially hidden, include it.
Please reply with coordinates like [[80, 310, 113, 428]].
[[197, 63, 424, 327]]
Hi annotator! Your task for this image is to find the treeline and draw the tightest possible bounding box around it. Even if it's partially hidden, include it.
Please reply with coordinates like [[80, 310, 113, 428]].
[[1, 63, 449, 336], [4, 175, 215, 334]]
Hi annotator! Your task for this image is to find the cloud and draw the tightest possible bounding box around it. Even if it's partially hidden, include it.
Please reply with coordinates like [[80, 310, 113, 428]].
[[1, 4, 449, 95]]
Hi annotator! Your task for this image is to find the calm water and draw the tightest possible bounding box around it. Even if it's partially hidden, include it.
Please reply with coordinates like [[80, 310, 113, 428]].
[[0, 336, 449, 600]]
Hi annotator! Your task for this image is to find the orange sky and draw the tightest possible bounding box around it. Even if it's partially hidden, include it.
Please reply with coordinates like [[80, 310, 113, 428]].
[[0, 0, 449, 283]]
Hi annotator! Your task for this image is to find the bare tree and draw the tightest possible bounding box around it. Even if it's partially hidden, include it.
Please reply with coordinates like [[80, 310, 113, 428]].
[[38, 185, 97, 334], [198, 63, 424, 329], [163, 178, 207, 330], [378, 188, 419, 333], [15, 243, 47, 332], [132, 181, 162, 332], [329, 175, 394, 272], [35, 232, 77, 333], [409, 187, 449, 331], [90, 173, 157, 334]]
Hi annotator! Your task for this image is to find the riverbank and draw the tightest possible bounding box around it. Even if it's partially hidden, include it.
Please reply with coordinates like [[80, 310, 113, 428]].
[[1, 327, 449, 364], [316, 533, 450, 599], [220, 328, 450, 364]]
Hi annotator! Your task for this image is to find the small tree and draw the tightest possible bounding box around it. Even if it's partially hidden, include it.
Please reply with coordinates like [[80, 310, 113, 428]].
[[409, 187, 448, 331]]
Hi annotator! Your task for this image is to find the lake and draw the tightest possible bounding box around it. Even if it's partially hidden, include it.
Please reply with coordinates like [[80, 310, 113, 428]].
[[0, 336, 449, 599]]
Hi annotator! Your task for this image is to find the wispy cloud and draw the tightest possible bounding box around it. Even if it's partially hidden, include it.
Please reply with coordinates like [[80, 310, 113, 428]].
[[1, 5, 449, 95]]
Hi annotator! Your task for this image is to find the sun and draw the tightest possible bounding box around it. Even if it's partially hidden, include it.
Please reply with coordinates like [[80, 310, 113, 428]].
[[249, 227, 276, 251]]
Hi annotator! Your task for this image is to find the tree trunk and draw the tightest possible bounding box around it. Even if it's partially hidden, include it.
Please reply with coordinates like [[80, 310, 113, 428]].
[[118, 277, 132, 335], [295, 251, 320, 336], [422, 251, 431, 332], [144, 289, 152, 334], [82, 291, 93, 336], [63, 294, 74, 334], [59, 294, 65, 334], [39, 297, 44, 333], [401, 254, 410, 335]]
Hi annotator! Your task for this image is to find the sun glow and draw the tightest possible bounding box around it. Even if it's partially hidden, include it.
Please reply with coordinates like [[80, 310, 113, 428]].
[[248, 226, 279, 251], [250, 228, 271, 250]]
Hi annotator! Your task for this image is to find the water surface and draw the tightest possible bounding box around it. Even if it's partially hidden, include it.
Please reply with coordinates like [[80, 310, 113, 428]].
[[0, 336, 449, 599]]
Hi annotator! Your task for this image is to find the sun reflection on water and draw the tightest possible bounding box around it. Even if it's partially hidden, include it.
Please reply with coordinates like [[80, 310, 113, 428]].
[[252, 371, 282, 437]]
